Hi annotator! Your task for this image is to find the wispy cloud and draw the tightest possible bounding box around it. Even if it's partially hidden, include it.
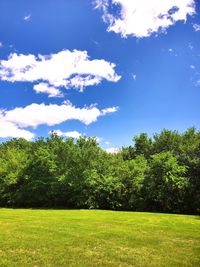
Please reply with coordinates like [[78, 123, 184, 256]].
[[193, 23, 200, 32], [196, 80, 200, 87], [33, 83, 63, 98], [132, 74, 137, 80], [24, 14, 31, 21], [95, 0, 195, 38], [105, 141, 110, 145], [188, 43, 194, 50]]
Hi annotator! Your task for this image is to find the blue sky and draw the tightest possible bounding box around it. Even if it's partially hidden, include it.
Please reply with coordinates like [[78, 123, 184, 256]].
[[0, 0, 200, 151]]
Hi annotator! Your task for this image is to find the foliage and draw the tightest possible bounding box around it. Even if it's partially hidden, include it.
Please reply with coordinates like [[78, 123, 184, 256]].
[[0, 128, 200, 214]]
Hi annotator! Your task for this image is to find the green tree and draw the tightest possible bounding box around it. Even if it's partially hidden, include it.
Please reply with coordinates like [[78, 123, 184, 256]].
[[145, 152, 188, 213], [133, 133, 153, 159], [0, 144, 29, 206], [120, 155, 148, 210]]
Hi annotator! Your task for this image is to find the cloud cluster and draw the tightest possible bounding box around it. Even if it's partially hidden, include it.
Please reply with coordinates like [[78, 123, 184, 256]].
[[0, 101, 118, 140], [95, 0, 195, 38], [0, 50, 121, 96]]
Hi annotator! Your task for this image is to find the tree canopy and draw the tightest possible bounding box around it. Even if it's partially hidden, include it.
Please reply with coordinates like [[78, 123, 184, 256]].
[[0, 128, 199, 214]]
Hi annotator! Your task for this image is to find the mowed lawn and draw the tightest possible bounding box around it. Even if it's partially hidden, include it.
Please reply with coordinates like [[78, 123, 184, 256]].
[[0, 209, 200, 267]]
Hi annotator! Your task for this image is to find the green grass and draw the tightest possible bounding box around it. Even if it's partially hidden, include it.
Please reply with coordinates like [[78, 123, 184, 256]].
[[0, 209, 199, 267]]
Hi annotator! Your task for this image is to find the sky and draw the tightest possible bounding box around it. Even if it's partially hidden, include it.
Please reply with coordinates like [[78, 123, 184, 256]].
[[0, 0, 200, 151]]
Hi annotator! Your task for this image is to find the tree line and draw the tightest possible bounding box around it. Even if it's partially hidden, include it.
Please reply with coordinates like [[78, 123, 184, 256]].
[[0, 128, 199, 214]]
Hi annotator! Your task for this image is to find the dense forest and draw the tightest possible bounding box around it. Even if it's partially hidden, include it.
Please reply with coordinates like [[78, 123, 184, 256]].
[[0, 128, 199, 214]]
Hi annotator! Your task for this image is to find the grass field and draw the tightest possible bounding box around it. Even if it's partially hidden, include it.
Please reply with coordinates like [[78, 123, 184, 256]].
[[0, 209, 199, 267]]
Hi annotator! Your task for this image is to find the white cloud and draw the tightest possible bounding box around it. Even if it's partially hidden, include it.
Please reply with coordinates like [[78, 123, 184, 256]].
[[105, 141, 110, 145], [133, 74, 137, 80], [95, 0, 195, 38], [51, 130, 82, 139], [102, 106, 118, 115], [33, 83, 63, 98], [0, 121, 34, 140], [193, 23, 200, 32], [0, 50, 121, 92], [24, 14, 31, 21], [190, 65, 195, 69], [0, 101, 118, 140], [69, 75, 101, 92], [0, 42, 3, 48], [105, 147, 119, 153], [51, 131, 103, 142], [3, 102, 118, 127]]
